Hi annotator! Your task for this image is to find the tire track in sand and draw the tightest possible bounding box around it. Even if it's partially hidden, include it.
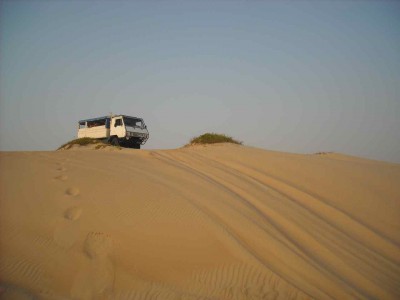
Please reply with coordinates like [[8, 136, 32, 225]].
[[164, 151, 400, 299], [188, 153, 400, 297], [151, 152, 315, 300]]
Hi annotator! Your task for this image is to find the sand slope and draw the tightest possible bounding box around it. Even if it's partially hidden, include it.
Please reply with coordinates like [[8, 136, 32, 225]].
[[0, 144, 399, 299]]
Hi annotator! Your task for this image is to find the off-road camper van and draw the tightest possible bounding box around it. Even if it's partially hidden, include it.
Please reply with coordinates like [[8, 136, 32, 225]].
[[77, 115, 149, 149]]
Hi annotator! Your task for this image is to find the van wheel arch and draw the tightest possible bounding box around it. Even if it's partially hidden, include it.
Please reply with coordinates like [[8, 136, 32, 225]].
[[110, 136, 120, 146]]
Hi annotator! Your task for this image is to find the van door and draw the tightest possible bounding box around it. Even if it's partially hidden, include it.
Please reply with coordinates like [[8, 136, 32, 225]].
[[105, 118, 111, 138], [110, 117, 126, 138]]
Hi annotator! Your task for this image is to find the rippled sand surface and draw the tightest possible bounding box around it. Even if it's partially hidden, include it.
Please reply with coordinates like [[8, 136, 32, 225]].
[[1, 144, 399, 299]]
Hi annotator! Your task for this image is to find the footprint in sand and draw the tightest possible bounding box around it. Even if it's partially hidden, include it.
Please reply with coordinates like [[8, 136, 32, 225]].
[[64, 206, 82, 221], [83, 232, 113, 259], [66, 187, 80, 197], [57, 166, 67, 172], [71, 232, 115, 300], [54, 174, 68, 181], [53, 206, 82, 249]]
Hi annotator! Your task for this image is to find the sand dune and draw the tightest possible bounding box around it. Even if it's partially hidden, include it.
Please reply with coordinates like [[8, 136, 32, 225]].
[[0, 144, 399, 299]]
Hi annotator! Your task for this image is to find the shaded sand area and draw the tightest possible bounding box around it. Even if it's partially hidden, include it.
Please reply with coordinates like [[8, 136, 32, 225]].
[[0, 144, 399, 299]]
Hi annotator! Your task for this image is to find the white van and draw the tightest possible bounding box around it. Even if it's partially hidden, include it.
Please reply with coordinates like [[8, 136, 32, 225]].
[[77, 115, 149, 149]]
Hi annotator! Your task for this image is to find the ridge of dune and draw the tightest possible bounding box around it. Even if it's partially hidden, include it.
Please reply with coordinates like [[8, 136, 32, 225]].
[[0, 144, 399, 299]]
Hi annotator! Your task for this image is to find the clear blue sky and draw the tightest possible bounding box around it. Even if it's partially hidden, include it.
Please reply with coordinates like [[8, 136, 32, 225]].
[[1, 0, 399, 162]]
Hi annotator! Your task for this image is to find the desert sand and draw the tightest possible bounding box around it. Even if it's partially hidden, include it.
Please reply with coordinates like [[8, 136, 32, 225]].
[[0, 143, 399, 299]]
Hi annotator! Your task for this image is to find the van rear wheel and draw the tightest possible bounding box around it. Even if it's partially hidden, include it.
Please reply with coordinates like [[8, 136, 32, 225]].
[[110, 137, 120, 146]]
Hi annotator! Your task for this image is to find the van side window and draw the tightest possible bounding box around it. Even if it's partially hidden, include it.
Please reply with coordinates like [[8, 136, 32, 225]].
[[115, 119, 122, 127]]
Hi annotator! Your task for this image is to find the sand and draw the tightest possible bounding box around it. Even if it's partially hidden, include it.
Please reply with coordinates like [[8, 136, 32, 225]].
[[0, 143, 399, 299]]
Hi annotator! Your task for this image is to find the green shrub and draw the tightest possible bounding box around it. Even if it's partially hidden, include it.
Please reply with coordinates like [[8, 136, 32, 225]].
[[314, 151, 334, 155], [189, 133, 242, 146], [95, 144, 107, 150], [58, 138, 123, 150], [58, 138, 104, 150]]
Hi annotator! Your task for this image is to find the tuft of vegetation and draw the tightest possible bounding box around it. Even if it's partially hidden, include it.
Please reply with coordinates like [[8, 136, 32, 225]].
[[95, 144, 108, 150], [58, 138, 123, 150], [58, 138, 105, 150], [94, 144, 122, 150], [58, 138, 99, 150], [188, 133, 242, 146], [314, 151, 334, 155]]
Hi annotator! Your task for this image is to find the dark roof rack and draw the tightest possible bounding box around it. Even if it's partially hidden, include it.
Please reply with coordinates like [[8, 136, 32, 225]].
[[78, 115, 143, 123], [78, 116, 109, 123]]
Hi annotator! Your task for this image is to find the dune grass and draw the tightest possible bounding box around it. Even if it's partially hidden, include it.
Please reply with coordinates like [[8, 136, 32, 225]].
[[58, 138, 101, 150], [58, 138, 121, 150], [314, 151, 334, 155], [188, 133, 242, 146]]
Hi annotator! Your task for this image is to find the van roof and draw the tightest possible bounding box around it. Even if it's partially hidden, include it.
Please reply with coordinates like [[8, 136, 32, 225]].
[[78, 115, 142, 123]]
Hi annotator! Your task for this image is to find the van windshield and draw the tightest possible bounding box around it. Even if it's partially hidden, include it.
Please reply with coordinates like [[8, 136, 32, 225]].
[[123, 117, 143, 128]]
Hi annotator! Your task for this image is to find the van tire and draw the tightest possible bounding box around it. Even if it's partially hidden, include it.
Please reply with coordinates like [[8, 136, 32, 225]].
[[110, 137, 120, 146]]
